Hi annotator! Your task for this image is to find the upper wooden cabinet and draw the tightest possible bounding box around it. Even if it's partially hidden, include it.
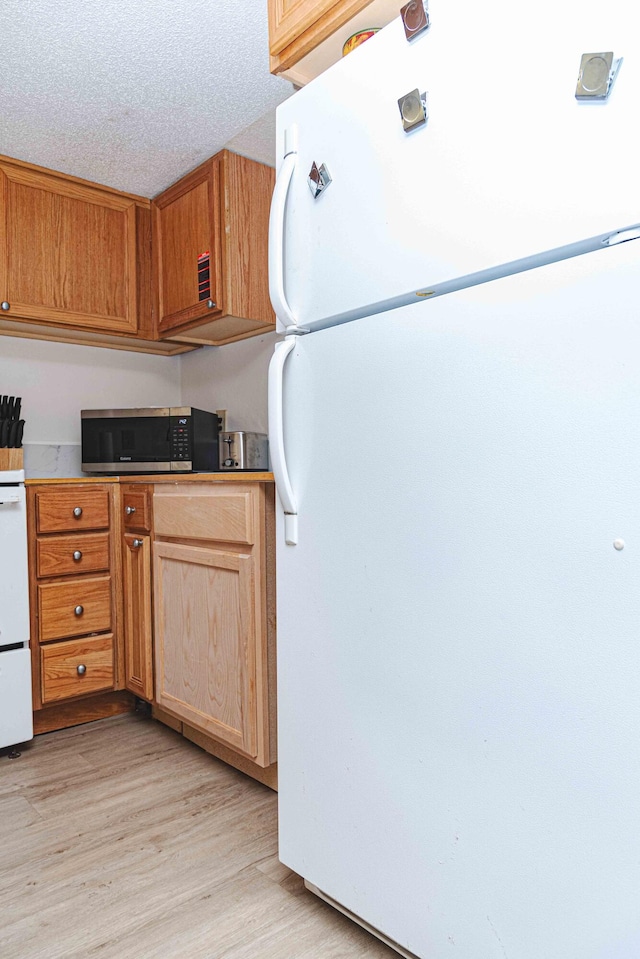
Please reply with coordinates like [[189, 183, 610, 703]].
[[268, 0, 399, 85], [0, 158, 142, 335], [0, 155, 193, 356], [152, 150, 276, 346]]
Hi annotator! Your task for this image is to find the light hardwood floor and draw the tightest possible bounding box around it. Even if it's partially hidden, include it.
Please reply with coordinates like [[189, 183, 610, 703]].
[[0, 713, 397, 958]]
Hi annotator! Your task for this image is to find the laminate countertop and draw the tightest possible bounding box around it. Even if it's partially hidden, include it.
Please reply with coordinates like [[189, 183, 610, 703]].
[[26, 472, 274, 485]]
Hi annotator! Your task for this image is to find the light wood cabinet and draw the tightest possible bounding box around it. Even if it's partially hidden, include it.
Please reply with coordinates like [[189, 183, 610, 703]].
[[268, 0, 399, 85], [152, 482, 276, 770], [0, 154, 194, 357], [152, 151, 275, 346], [154, 541, 259, 756], [27, 482, 129, 733], [121, 485, 154, 702]]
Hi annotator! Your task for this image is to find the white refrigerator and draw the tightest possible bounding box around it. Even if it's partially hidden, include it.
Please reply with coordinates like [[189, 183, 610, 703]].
[[268, 3, 640, 957]]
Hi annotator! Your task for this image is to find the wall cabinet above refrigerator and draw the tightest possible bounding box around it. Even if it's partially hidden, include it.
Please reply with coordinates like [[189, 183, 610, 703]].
[[268, 0, 399, 85]]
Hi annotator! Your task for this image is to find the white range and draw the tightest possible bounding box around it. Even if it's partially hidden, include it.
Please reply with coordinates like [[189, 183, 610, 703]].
[[0, 468, 33, 751]]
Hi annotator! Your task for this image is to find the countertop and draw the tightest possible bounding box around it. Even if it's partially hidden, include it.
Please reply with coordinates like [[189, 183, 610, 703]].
[[26, 472, 274, 485]]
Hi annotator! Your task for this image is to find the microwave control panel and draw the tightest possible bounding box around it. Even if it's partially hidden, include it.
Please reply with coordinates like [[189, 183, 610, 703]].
[[170, 418, 192, 461]]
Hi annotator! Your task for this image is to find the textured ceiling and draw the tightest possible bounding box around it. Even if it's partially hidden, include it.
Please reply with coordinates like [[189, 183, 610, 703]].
[[0, 0, 293, 197]]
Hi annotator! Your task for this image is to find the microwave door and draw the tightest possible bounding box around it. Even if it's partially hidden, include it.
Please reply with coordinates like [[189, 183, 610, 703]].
[[82, 415, 173, 470]]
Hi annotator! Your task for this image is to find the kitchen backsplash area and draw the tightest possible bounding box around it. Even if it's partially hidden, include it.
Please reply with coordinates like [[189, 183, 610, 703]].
[[23, 443, 84, 479]]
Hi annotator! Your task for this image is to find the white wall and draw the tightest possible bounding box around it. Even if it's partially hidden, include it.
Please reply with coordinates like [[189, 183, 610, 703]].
[[0, 337, 181, 445], [0, 330, 276, 477], [180, 332, 278, 434]]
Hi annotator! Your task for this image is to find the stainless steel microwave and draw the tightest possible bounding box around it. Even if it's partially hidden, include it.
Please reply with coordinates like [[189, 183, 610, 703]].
[[81, 407, 220, 473]]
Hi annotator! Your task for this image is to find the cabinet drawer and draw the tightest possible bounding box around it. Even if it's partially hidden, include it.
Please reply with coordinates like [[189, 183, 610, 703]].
[[41, 634, 115, 703], [36, 533, 110, 578], [153, 485, 257, 545], [122, 488, 151, 532], [38, 575, 112, 642], [35, 488, 110, 533]]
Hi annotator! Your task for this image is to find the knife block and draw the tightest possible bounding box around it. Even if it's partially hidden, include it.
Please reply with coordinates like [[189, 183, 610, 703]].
[[0, 448, 23, 471]]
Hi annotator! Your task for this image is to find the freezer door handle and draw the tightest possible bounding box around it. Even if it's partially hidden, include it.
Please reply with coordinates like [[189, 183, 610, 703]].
[[269, 127, 298, 334], [268, 337, 298, 545]]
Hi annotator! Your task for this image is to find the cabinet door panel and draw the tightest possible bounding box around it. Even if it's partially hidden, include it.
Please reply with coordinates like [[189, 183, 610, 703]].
[[0, 164, 138, 333], [269, 0, 346, 55], [123, 533, 153, 701], [153, 484, 256, 545], [153, 160, 221, 334], [122, 488, 152, 532], [153, 542, 257, 758]]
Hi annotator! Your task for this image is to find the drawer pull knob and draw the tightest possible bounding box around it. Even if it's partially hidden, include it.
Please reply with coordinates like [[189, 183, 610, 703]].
[[73, 550, 82, 561], [73, 507, 83, 518], [207, 299, 217, 309], [1, 301, 10, 311], [125, 505, 136, 515], [133, 538, 144, 548], [74, 605, 84, 616], [77, 664, 86, 676]]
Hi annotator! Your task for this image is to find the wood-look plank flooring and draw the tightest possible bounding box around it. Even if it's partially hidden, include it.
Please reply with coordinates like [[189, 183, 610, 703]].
[[0, 713, 397, 958]]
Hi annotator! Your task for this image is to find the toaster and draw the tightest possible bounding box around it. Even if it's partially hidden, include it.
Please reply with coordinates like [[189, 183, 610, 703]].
[[219, 432, 269, 471]]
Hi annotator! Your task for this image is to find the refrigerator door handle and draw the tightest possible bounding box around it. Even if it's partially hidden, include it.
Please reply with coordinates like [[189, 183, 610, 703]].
[[269, 127, 299, 334], [268, 336, 298, 546]]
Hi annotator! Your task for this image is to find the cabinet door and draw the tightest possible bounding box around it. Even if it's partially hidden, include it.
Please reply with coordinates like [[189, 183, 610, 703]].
[[0, 162, 139, 334], [270, 0, 343, 55], [153, 541, 258, 758], [123, 533, 154, 701], [152, 158, 222, 335], [268, 0, 371, 63]]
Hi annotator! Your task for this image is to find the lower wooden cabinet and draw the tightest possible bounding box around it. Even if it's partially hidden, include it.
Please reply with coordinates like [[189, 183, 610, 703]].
[[26, 477, 276, 780], [154, 541, 259, 757], [122, 532, 154, 701], [27, 481, 129, 734], [152, 482, 276, 770], [120, 484, 154, 701]]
